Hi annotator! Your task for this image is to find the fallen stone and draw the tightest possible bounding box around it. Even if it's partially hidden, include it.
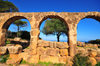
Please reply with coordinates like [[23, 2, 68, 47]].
[[6, 54, 22, 64], [89, 57, 97, 66], [8, 45, 22, 54], [0, 46, 7, 55]]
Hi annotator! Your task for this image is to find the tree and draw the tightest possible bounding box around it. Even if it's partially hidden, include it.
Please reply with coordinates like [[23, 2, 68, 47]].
[[42, 18, 68, 42], [13, 20, 27, 37], [0, 0, 18, 12]]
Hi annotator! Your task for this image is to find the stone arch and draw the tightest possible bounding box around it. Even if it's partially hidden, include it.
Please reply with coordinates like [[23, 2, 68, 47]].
[[1, 15, 31, 46], [38, 15, 70, 55], [77, 14, 100, 46], [38, 15, 69, 40], [38, 15, 69, 29], [77, 13, 100, 24]]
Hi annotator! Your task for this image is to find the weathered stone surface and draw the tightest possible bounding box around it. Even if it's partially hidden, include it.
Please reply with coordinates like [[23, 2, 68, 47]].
[[40, 55, 59, 63], [14, 37, 21, 41], [8, 45, 22, 54], [27, 55, 39, 63], [59, 49, 68, 56], [45, 48, 59, 56], [59, 56, 67, 64], [38, 40, 50, 47], [89, 50, 97, 57], [19, 52, 30, 61], [77, 41, 85, 47], [95, 57, 100, 62], [89, 57, 97, 66], [0, 46, 7, 55], [6, 54, 22, 64], [37, 47, 46, 55], [76, 47, 88, 56], [0, 12, 100, 63], [56, 42, 69, 49], [96, 49, 100, 57], [85, 44, 98, 48]]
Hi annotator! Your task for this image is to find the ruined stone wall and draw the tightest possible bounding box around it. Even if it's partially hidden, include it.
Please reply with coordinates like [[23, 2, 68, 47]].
[[37, 40, 69, 63], [0, 12, 100, 59]]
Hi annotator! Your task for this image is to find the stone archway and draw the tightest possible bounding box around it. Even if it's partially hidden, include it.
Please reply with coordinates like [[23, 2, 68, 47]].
[[1, 16, 32, 47], [1, 12, 100, 64]]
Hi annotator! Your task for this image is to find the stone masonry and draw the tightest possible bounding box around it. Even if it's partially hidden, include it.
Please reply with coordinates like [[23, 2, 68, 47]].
[[0, 12, 100, 60]]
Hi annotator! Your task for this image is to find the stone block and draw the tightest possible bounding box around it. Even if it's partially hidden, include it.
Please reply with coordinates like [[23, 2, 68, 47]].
[[45, 48, 59, 56], [89, 57, 97, 66], [0, 46, 7, 55], [97, 49, 100, 57], [37, 47, 46, 55], [56, 42, 69, 49], [31, 29, 40, 36], [8, 46, 22, 54], [89, 50, 97, 57], [14, 37, 21, 41], [40, 55, 59, 63], [19, 52, 30, 61], [37, 40, 50, 47], [27, 54, 39, 63], [6, 54, 22, 64], [59, 56, 67, 64], [95, 57, 100, 62], [60, 49, 68, 56]]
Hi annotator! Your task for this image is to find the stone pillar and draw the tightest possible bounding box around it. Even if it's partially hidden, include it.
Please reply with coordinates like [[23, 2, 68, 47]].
[[68, 24, 77, 57], [0, 29, 7, 46], [30, 28, 40, 54]]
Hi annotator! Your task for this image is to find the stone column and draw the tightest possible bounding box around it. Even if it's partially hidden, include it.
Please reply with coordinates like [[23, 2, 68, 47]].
[[28, 15, 40, 54], [0, 29, 7, 46], [68, 24, 77, 57], [30, 28, 40, 50]]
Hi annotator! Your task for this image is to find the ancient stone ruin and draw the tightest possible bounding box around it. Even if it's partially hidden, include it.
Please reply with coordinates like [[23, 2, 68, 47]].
[[0, 12, 100, 65]]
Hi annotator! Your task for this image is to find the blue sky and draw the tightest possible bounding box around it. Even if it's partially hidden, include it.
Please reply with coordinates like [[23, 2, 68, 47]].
[[8, 0, 100, 42]]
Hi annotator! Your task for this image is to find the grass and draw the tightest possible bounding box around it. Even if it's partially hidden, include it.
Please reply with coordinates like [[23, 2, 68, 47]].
[[20, 60, 66, 66], [20, 60, 30, 64]]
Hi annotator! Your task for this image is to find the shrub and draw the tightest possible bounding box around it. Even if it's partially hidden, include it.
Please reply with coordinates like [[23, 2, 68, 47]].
[[73, 53, 92, 66], [6, 40, 11, 44], [88, 39, 100, 44], [95, 62, 100, 66], [0, 54, 9, 63]]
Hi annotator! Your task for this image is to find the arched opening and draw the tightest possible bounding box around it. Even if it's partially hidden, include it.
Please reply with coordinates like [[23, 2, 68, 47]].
[[39, 15, 69, 42], [77, 16, 100, 48], [2, 16, 31, 49], [38, 15, 70, 57]]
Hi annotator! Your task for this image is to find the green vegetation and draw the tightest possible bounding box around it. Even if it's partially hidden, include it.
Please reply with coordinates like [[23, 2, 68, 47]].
[[42, 18, 68, 42], [95, 62, 100, 66], [20, 60, 30, 64], [13, 20, 28, 37], [88, 39, 100, 44], [0, 54, 9, 63], [0, 0, 18, 12], [37, 62, 52, 66], [20, 60, 66, 66], [6, 40, 11, 44], [73, 53, 92, 66]]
